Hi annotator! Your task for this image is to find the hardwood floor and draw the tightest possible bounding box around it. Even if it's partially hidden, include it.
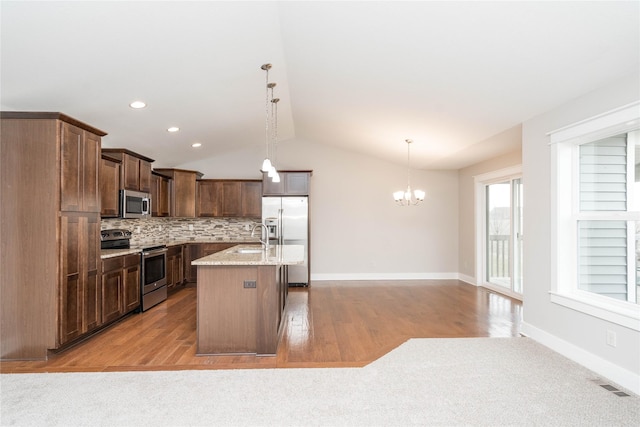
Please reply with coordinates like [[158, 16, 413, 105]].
[[0, 280, 522, 373]]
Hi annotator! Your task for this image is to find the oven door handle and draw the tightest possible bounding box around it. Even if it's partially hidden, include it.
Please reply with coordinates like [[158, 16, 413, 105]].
[[142, 248, 168, 256]]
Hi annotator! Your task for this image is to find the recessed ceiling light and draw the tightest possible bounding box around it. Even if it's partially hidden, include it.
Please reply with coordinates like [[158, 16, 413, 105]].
[[191, 142, 202, 148], [167, 127, 180, 133], [129, 101, 146, 109]]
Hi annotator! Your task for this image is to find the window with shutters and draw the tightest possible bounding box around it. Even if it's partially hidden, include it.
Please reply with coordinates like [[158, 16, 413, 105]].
[[577, 136, 638, 302], [550, 102, 640, 331]]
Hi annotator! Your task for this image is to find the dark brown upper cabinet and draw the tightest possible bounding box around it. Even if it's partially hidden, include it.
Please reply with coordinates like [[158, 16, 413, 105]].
[[153, 168, 203, 218], [151, 171, 172, 217], [101, 148, 154, 193], [196, 179, 262, 218], [100, 154, 121, 218], [262, 171, 312, 196]]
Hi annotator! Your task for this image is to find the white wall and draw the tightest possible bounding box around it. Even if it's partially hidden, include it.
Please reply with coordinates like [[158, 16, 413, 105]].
[[521, 72, 640, 393], [178, 139, 459, 280]]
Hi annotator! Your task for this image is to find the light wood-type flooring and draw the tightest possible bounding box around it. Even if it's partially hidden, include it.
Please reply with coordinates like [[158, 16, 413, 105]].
[[0, 280, 522, 373]]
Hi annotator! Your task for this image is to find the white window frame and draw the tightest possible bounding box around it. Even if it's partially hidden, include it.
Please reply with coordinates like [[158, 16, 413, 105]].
[[549, 101, 640, 331]]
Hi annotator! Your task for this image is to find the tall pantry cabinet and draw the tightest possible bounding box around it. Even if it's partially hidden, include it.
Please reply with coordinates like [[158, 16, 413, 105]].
[[0, 112, 106, 359]]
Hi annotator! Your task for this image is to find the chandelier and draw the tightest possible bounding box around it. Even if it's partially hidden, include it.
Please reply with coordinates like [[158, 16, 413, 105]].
[[393, 139, 425, 206], [260, 63, 280, 183]]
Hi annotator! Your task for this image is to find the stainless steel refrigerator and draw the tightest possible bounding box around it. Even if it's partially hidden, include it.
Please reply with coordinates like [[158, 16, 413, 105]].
[[262, 197, 309, 286]]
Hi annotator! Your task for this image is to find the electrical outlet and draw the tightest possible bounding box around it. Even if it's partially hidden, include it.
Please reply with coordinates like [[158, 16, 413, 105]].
[[243, 280, 257, 289], [606, 330, 617, 347], [188, 224, 194, 231], [158, 225, 162, 231], [135, 226, 141, 233]]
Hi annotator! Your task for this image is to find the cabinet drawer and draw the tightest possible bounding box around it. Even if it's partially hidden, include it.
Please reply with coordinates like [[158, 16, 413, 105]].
[[123, 253, 140, 268], [102, 257, 124, 273]]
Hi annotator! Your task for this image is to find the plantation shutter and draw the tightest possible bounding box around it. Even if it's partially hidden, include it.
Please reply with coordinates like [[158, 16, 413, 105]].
[[579, 136, 627, 211], [578, 220, 628, 300], [578, 136, 630, 301]]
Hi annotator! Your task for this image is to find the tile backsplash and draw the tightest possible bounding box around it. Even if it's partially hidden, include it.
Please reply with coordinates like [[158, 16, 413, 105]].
[[102, 217, 261, 246]]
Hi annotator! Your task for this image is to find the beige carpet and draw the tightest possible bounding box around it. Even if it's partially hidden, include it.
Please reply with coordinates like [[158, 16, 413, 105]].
[[1, 337, 638, 426]]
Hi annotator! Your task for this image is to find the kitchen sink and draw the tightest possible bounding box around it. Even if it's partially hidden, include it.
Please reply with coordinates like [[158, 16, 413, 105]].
[[234, 248, 264, 254]]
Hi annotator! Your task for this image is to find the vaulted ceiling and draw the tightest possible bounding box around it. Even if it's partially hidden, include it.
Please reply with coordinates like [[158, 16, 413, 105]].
[[1, 1, 638, 169]]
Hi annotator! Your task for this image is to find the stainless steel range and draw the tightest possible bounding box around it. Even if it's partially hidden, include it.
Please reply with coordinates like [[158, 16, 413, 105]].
[[100, 229, 167, 312], [140, 244, 168, 311], [100, 229, 133, 250]]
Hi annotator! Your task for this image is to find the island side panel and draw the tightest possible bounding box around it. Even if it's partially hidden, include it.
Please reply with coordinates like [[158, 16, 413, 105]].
[[197, 266, 257, 355], [256, 265, 279, 355]]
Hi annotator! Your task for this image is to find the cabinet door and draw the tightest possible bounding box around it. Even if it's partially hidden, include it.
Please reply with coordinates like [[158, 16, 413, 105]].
[[184, 244, 202, 283], [166, 246, 184, 288], [60, 123, 101, 212], [159, 176, 171, 216], [196, 180, 218, 217], [60, 122, 83, 212], [151, 174, 161, 216], [262, 172, 285, 196], [100, 157, 120, 217], [166, 253, 175, 288], [122, 154, 140, 191], [139, 160, 152, 193], [82, 131, 101, 212], [101, 270, 123, 324], [59, 213, 100, 344], [176, 251, 184, 285], [152, 174, 171, 217], [285, 173, 309, 195], [220, 181, 241, 217], [241, 181, 262, 218], [174, 171, 197, 217], [123, 263, 140, 313], [59, 214, 83, 344], [84, 215, 101, 331]]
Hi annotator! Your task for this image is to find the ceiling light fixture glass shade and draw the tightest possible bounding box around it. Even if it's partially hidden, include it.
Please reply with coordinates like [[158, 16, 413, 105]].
[[394, 139, 425, 206], [261, 157, 272, 172]]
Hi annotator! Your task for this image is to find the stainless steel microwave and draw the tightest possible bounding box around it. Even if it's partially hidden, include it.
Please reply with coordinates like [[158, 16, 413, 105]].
[[120, 189, 151, 219]]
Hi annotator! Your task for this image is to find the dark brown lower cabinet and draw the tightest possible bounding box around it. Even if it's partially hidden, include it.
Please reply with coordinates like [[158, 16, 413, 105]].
[[167, 245, 184, 289], [101, 253, 140, 325], [102, 269, 123, 324], [123, 255, 141, 312], [184, 244, 202, 283], [59, 213, 100, 346], [184, 243, 236, 284]]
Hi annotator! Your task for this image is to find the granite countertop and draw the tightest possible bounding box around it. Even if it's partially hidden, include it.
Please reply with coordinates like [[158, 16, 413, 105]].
[[191, 244, 305, 266], [100, 238, 261, 259]]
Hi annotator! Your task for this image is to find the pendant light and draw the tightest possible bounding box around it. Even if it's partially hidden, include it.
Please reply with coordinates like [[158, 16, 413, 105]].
[[260, 63, 273, 173], [394, 139, 425, 206], [260, 63, 281, 182], [271, 95, 281, 183]]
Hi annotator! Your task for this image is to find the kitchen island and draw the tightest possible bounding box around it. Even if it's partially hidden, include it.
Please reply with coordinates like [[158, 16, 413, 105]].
[[192, 244, 304, 356]]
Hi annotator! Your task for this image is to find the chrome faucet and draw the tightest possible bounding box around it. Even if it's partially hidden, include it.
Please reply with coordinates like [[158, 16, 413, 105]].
[[251, 223, 270, 250]]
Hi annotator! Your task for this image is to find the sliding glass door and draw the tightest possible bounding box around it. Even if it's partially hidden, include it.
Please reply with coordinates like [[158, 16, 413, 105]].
[[484, 177, 523, 297]]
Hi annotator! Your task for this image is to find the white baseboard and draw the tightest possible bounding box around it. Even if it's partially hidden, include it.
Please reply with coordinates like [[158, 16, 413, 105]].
[[310, 272, 459, 281], [457, 273, 477, 285], [521, 321, 639, 395]]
